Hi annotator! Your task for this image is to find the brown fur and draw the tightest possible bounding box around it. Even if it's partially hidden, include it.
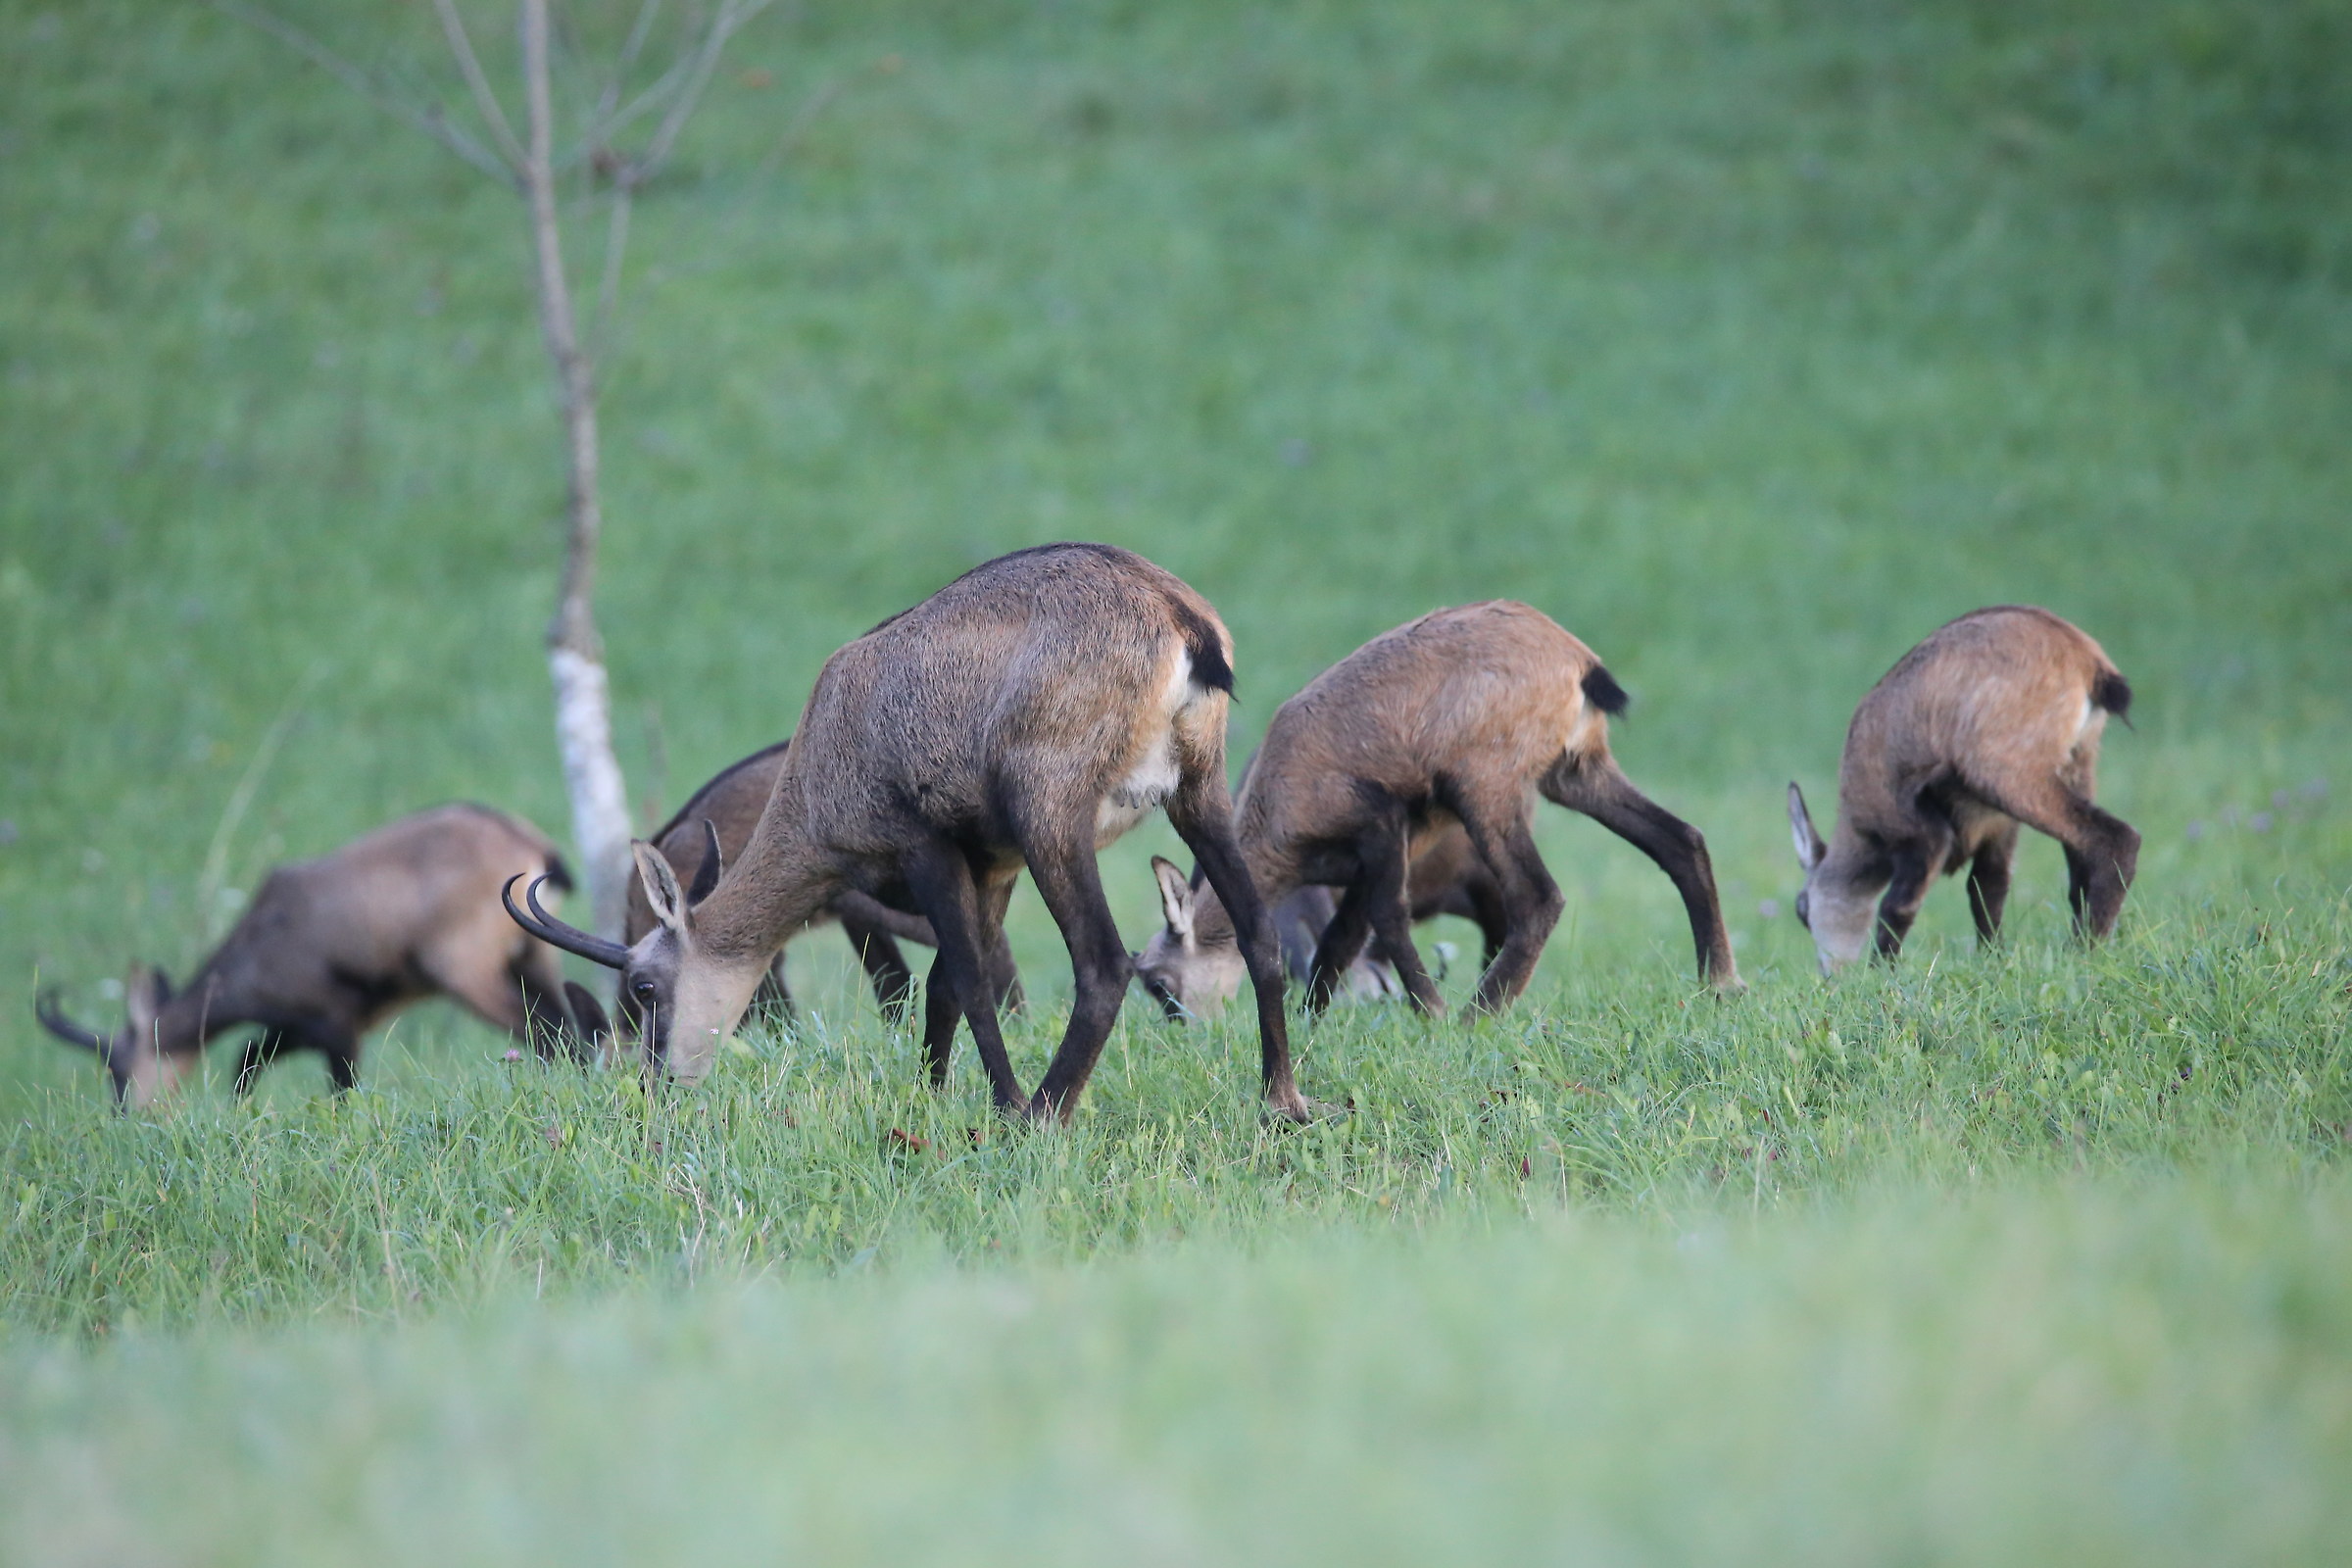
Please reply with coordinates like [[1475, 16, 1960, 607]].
[[1788, 605, 2139, 970], [1138, 602, 1740, 1018], [37, 805, 581, 1106], [625, 740, 1022, 1033], [516, 544, 1303, 1122]]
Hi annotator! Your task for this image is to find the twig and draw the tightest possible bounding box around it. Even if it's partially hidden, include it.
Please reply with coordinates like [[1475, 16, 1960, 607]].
[[211, 1, 514, 185], [592, 0, 667, 146], [754, 74, 842, 176], [428, 0, 527, 173], [635, 0, 773, 182]]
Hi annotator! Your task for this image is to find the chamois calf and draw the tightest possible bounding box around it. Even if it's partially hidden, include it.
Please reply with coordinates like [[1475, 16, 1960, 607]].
[[36, 805, 584, 1105], [626, 740, 1021, 1036], [509, 543, 1304, 1122], [1788, 605, 2139, 972], [1136, 601, 1740, 1019]]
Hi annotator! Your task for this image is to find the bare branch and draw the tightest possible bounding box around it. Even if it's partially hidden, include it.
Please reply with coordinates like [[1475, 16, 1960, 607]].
[[592, 0, 666, 145], [754, 74, 843, 177], [631, 0, 774, 185], [591, 184, 636, 365], [211, 0, 516, 184], [429, 0, 529, 173]]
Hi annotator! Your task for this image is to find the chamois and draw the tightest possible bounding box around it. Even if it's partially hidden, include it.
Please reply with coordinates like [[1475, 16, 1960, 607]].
[[1134, 601, 1740, 1018], [36, 805, 583, 1105], [1788, 605, 2138, 972], [508, 543, 1306, 1122], [626, 739, 1021, 1034]]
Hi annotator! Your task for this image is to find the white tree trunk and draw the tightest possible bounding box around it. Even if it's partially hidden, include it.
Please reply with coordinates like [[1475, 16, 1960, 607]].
[[522, 0, 633, 939]]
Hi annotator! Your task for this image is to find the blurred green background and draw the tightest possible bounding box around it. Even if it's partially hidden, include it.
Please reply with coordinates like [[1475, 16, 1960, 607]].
[[3, 4, 2350, 1561]]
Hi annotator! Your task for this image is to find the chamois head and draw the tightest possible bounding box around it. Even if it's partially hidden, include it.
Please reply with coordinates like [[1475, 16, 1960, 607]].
[[505, 821, 766, 1083], [1133, 856, 1247, 1020], [1787, 782, 1873, 973], [36, 964, 197, 1107]]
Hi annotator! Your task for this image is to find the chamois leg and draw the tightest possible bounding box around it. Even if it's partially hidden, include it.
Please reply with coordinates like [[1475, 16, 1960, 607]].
[[903, 840, 1026, 1113], [920, 947, 958, 1087], [1021, 824, 1139, 1125], [1166, 778, 1307, 1122], [1967, 822, 2020, 945], [1873, 838, 1941, 961], [1996, 783, 2139, 943], [1458, 866, 1511, 972], [1304, 878, 1374, 1010], [1453, 803, 1565, 1015], [1544, 756, 1740, 990], [984, 921, 1025, 1017], [1317, 810, 1443, 1015], [2064, 803, 2139, 941], [842, 913, 917, 1024]]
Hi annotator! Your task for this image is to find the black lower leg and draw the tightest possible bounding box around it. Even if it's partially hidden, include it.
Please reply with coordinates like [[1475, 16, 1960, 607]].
[[1305, 879, 1376, 1010], [845, 917, 917, 1023], [904, 844, 1025, 1111], [1168, 783, 1302, 1116]]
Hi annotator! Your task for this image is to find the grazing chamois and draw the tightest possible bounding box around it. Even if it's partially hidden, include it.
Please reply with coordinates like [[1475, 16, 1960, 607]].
[[1788, 605, 2139, 972], [507, 543, 1305, 1122], [35, 805, 583, 1105], [1134, 601, 1740, 1018], [625, 740, 1021, 1036]]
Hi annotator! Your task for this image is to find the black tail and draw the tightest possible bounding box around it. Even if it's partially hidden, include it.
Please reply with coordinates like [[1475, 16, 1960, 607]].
[[541, 852, 576, 893], [1582, 664, 1630, 716], [1173, 603, 1236, 696], [2091, 669, 2132, 725]]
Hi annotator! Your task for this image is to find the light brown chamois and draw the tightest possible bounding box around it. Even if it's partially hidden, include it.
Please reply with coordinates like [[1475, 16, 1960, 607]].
[[1788, 605, 2139, 972], [36, 805, 587, 1106], [621, 739, 1021, 1038], [1136, 601, 1740, 1018], [508, 543, 1306, 1122]]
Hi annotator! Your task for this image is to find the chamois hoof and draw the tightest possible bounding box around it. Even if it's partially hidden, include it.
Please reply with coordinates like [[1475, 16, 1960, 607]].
[[1263, 1092, 1347, 1125]]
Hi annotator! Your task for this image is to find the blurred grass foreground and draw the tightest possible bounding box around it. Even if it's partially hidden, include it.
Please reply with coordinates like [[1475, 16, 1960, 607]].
[[1, 0, 2349, 1562]]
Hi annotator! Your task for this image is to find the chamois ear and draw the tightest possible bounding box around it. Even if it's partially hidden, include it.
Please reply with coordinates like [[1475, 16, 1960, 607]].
[[1152, 856, 1195, 941], [685, 819, 723, 907], [1788, 782, 1827, 873], [631, 840, 691, 935], [125, 964, 172, 1029]]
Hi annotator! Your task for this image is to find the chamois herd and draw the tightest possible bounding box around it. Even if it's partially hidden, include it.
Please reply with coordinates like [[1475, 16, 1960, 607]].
[[39, 545, 2139, 1118]]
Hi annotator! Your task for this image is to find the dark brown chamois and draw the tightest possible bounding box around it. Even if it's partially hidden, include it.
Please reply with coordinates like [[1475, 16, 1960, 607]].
[[1135, 601, 1740, 1018], [36, 805, 586, 1105], [508, 543, 1308, 1122], [624, 739, 1021, 1037], [1788, 605, 2139, 971]]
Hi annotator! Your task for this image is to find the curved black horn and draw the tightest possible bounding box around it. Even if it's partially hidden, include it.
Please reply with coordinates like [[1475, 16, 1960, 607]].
[[34, 990, 110, 1053], [687, 818, 723, 907], [504, 874, 630, 969]]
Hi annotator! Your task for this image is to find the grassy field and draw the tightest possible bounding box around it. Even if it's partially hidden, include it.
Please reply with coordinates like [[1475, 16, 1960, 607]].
[[2, 0, 2350, 1561]]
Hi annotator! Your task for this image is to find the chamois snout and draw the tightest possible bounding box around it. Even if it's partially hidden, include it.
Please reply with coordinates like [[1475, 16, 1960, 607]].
[[1788, 782, 1873, 973]]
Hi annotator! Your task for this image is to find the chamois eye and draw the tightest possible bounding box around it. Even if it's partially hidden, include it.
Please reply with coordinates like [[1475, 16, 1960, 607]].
[[632, 979, 658, 1001], [1793, 891, 1811, 930]]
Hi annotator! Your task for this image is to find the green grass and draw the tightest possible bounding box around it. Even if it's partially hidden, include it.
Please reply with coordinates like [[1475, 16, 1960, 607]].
[[2, 0, 2351, 1560]]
